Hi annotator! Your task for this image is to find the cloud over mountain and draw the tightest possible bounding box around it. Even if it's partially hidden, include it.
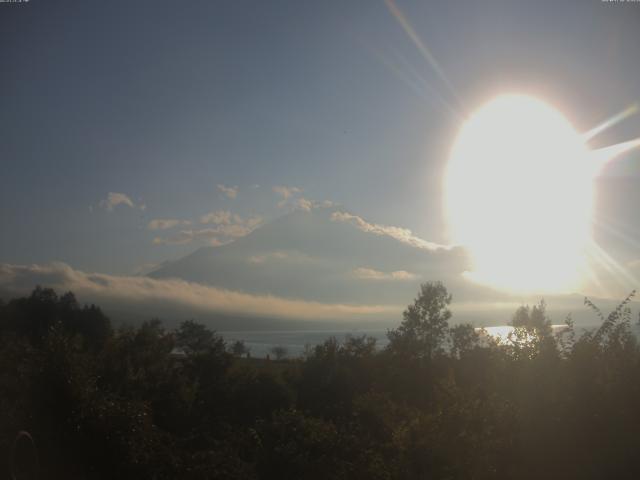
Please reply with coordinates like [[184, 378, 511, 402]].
[[153, 211, 263, 246], [0, 207, 609, 328], [330, 211, 451, 251], [0, 263, 400, 322]]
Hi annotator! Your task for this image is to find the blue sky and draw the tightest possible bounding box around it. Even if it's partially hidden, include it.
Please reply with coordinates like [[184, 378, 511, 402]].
[[2, 0, 640, 281]]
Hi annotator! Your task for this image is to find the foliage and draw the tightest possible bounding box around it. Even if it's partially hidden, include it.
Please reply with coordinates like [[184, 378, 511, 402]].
[[1, 284, 640, 479], [229, 339, 250, 357], [387, 281, 452, 360], [269, 345, 288, 361]]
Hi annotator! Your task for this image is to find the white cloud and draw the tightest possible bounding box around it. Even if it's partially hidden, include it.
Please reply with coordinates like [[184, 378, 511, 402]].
[[273, 185, 301, 200], [294, 197, 313, 212], [147, 219, 191, 230], [246, 250, 322, 267], [389, 270, 418, 280], [331, 211, 451, 251], [0, 263, 400, 321], [217, 184, 238, 199], [214, 224, 252, 238], [99, 192, 135, 212], [272, 186, 335, 212], [248, 251, 290, 264], [353, 267, 418, 281], [154, 213, 262, 246], [273, 185, 303, 208], [200, 210, 234, 225], [153, 229, 224, 246], [245, 216, 263, 228]]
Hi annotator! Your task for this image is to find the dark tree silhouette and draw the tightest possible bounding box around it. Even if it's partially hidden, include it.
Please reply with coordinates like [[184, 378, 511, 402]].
[[387, 281, 452, 360], [1, 285, 640, 479]]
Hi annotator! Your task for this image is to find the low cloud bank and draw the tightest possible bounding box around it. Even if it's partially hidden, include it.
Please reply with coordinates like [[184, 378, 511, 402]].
[[0, 263, 402, 322], [0, 263, 630, 329]]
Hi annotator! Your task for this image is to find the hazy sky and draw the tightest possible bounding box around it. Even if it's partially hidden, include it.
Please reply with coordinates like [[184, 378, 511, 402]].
[[2, 0, 640, 277]]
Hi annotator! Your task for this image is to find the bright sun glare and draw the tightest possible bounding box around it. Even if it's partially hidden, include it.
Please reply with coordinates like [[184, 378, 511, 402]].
[[446, 94, 597, 293]]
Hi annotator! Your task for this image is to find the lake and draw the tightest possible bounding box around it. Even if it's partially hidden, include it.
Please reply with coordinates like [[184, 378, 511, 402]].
[[220, 323, 627, 358]]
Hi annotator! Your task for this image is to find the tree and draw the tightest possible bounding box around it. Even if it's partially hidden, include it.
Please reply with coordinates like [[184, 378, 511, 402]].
[[175, 320, 224, 356], [229, 339, 250, 357], [511, 300, 550, 330], [270, 345, 288, 361], [449, 323, 479, 358], [342, 334, 377, 358], [387, 282, 452, 360]]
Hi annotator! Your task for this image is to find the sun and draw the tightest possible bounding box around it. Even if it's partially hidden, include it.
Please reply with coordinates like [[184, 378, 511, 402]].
[[445, 94, 595, 293]]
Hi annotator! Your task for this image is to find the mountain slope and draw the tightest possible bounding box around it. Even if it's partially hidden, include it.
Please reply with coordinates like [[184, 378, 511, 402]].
[[150, 207, 472, 304]]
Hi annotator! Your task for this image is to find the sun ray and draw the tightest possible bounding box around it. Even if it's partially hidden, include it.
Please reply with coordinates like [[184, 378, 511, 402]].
[[591, 137, 640, 172], [384, 0, 464, 112], [586, 240, 639, 291], [580, 259, 612, 299], [584, 244, 625, 293], [594, 217, 640, 252], [364, 44, 461, 117], [583, 103, 638, 141], [392, 50, 464, 119]]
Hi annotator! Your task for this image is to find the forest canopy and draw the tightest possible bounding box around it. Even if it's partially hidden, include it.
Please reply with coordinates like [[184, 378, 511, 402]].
[[0, 283, 638, 479]]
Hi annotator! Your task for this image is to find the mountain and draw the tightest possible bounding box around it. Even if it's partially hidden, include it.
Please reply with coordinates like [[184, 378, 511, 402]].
[[149, 206, 473, 305], [148, 207, 618, 326], [0, 207, 609, 329]]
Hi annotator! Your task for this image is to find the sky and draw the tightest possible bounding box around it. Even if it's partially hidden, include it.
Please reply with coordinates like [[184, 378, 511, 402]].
[[2, 0, 640, 323]]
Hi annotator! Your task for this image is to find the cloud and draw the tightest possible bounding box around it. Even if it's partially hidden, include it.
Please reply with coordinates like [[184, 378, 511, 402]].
[[214, 224, 253, 238], [200, 210, 262, 226], [0, 263, 400, 321], [273, 185, 301, 200], [99, 192, 135, 212], [246, 250, 322, 267], [294, 197, 313, 212], [200, 210, 235, 225], [245, 216, 263, 228], [353, 267, 418, 281], [152, 229, 225, 246], [248, 251, 290, 264], [147, 219, 191, 230], [331, 211, 451, 251], [217, 184, 238, 199], [154, 213, 263, 246], [272, 186, 334, 212], [273, 185, 303, 208], [297, 198, 337, 211]]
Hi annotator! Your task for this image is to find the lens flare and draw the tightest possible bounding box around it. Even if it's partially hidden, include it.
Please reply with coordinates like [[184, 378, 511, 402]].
[[445, 94, 595, 293]]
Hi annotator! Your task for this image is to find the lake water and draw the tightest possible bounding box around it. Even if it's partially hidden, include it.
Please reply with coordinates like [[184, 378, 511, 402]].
[[220, 323, 627, 358], [220, 329, 390, 358]]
